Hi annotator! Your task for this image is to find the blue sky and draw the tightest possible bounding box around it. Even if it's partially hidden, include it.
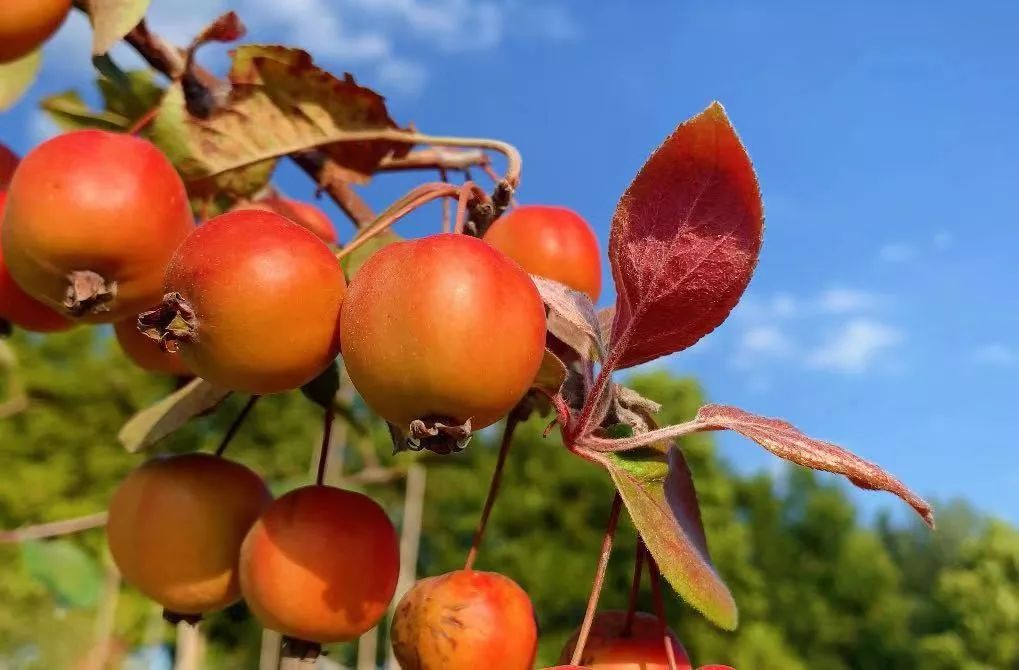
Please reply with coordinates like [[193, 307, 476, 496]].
[[3, 0, 1017, 524]]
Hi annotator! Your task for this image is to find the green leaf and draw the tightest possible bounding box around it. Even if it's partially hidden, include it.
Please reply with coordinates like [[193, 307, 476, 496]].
[[21, 540, 102, 609], [118, 378, 230, 452], [87, 0, 153, 55], [0, 50, 42, 111], [340, 230, 403, 279], [300, 360, 340, 410], [150, 45, 410, 197], [97, 69, 163, 120], [40, 91, 130, 132], [606, 444, 738, 630]]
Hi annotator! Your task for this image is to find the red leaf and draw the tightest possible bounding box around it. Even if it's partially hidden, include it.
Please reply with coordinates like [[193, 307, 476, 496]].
[[607, 102, 762, 370], [605, 445, 737, 630], [189, 12, 246, 52], [533, 276, 604, 359], [697, 404, 934, 528]]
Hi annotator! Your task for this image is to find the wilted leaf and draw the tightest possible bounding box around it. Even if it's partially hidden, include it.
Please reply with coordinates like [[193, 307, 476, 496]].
[[598, 306, 615, 344], [188, 12, 246, 54], [697, 404, 934, 527], [86, 0, 152, 55], [21, 540, 102, 608], [118, 378, 230, 452], [533, 276, 604, 359], [607, 102, 763, 370], [533, 349, 568, 396], [606, 445, 737, 630], [151, 46, 410, 199], [40, 91, 130, 132], [0, 50, 42, 111]]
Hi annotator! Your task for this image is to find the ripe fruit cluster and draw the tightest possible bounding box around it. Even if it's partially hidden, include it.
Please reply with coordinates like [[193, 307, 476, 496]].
[[2, 117, 707, 667]]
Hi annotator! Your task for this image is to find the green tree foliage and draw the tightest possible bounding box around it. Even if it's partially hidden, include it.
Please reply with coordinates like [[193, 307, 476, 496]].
[[1, 330, 1017, 668]]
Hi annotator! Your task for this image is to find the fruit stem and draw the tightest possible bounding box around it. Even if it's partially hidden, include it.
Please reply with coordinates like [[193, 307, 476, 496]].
[[570, 491, 623, 666], [214, 395, 260, 457], [126, 105, 160, 135], [452, 181, 478, 235], [315, 409, 335, 486], [439, 167, 451, 233], [335, 182, 489, 263], [622, 540, 646, 637], [464, 411, 521, 571], [648, 555, 678, 670]]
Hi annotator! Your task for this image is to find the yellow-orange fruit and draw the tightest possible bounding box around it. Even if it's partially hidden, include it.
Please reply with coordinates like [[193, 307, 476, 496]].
[[239, 485, 399, 643], [0, 0, 71, 63], [236, 196, 337, 244], [106, 453, 271, 615], [0, 191, 72, 332], [2, 130, 194, 322], [341, 234, 546, 431], [559, 611, 692, 669], [113, 319, 189, 376], [483, 205, 602, 302], [391, 570, 538, 670], [150, 209, 345, 394]]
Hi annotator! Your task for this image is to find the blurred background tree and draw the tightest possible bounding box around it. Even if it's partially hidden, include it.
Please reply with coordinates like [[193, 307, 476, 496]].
[[0, 329, 1015, 669]]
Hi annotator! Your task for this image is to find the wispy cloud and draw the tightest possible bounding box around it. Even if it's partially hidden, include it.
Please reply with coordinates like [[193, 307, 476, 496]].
[[806, 318, 905, 374], [972, 344, 1017, 368], [879, 242, 916, 264], [816, 287, 882, 314]]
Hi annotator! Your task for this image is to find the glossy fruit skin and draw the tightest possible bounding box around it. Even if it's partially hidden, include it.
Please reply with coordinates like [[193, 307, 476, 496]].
[[163, 210, 345, 394], [239, 485, 399, 643], [483, 205, 602, 302], [106, 453, 271, 615], [0, 0, 71, 63], [113, 319, 189, 376], [341, 234, 546, 430], [559, 611, 692, 670], [391, 570, 538, 670], [0, 144, 17, 189], [2, 130, 194, 322], [237, 197, 337, 245], [0, 192, 72, 332]]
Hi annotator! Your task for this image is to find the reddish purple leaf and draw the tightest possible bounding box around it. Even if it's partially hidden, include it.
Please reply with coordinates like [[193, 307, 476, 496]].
[[607, 102, 763, 370], [189, 12, 246, 52], [533, 276, 604, 359], [605, 444, 737, 630], [697, 404, 934, 528]]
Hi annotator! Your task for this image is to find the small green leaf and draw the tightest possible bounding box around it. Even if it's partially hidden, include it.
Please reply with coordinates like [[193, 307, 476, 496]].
[[0, 50, 42, 111], [533, 349, 567, 396], [340, 230, 403, 279], [40, 91, 130, 132], [606, 444, 737, 630], [118, 378, 230, 452], [87, 0, 153, 56], [300, 360, 340, 410], [21, 540, 102, 609], [604, 423, 635, 439], [97, 69, 163, 120]]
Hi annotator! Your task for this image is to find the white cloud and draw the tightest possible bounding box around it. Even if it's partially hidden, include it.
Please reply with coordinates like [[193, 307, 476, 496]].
[[375, 58, 428, 97], [806, 318, 905, 374], [933, 230, 954, 250], [879, 243, 915, 264], [816, 287, 881, 314], [972, 344, 1017, 368]]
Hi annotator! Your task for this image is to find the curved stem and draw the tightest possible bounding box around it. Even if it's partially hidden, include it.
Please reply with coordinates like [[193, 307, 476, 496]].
[[439, 167, 451, 233], [464, 413, 520, 570], [127, 105, 160, 135], [214, 395, 260, 457], [316, 410, 335, 486], [570, 492, 623, 666], [452, 181, 477, 235], [648, 556, 678, 670], [622, 540, 646, 637], [0, 512, 108, 543]]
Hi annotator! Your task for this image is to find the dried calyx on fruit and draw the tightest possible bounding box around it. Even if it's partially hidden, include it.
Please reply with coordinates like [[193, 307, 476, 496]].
[[341, 233, 546, 454]]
